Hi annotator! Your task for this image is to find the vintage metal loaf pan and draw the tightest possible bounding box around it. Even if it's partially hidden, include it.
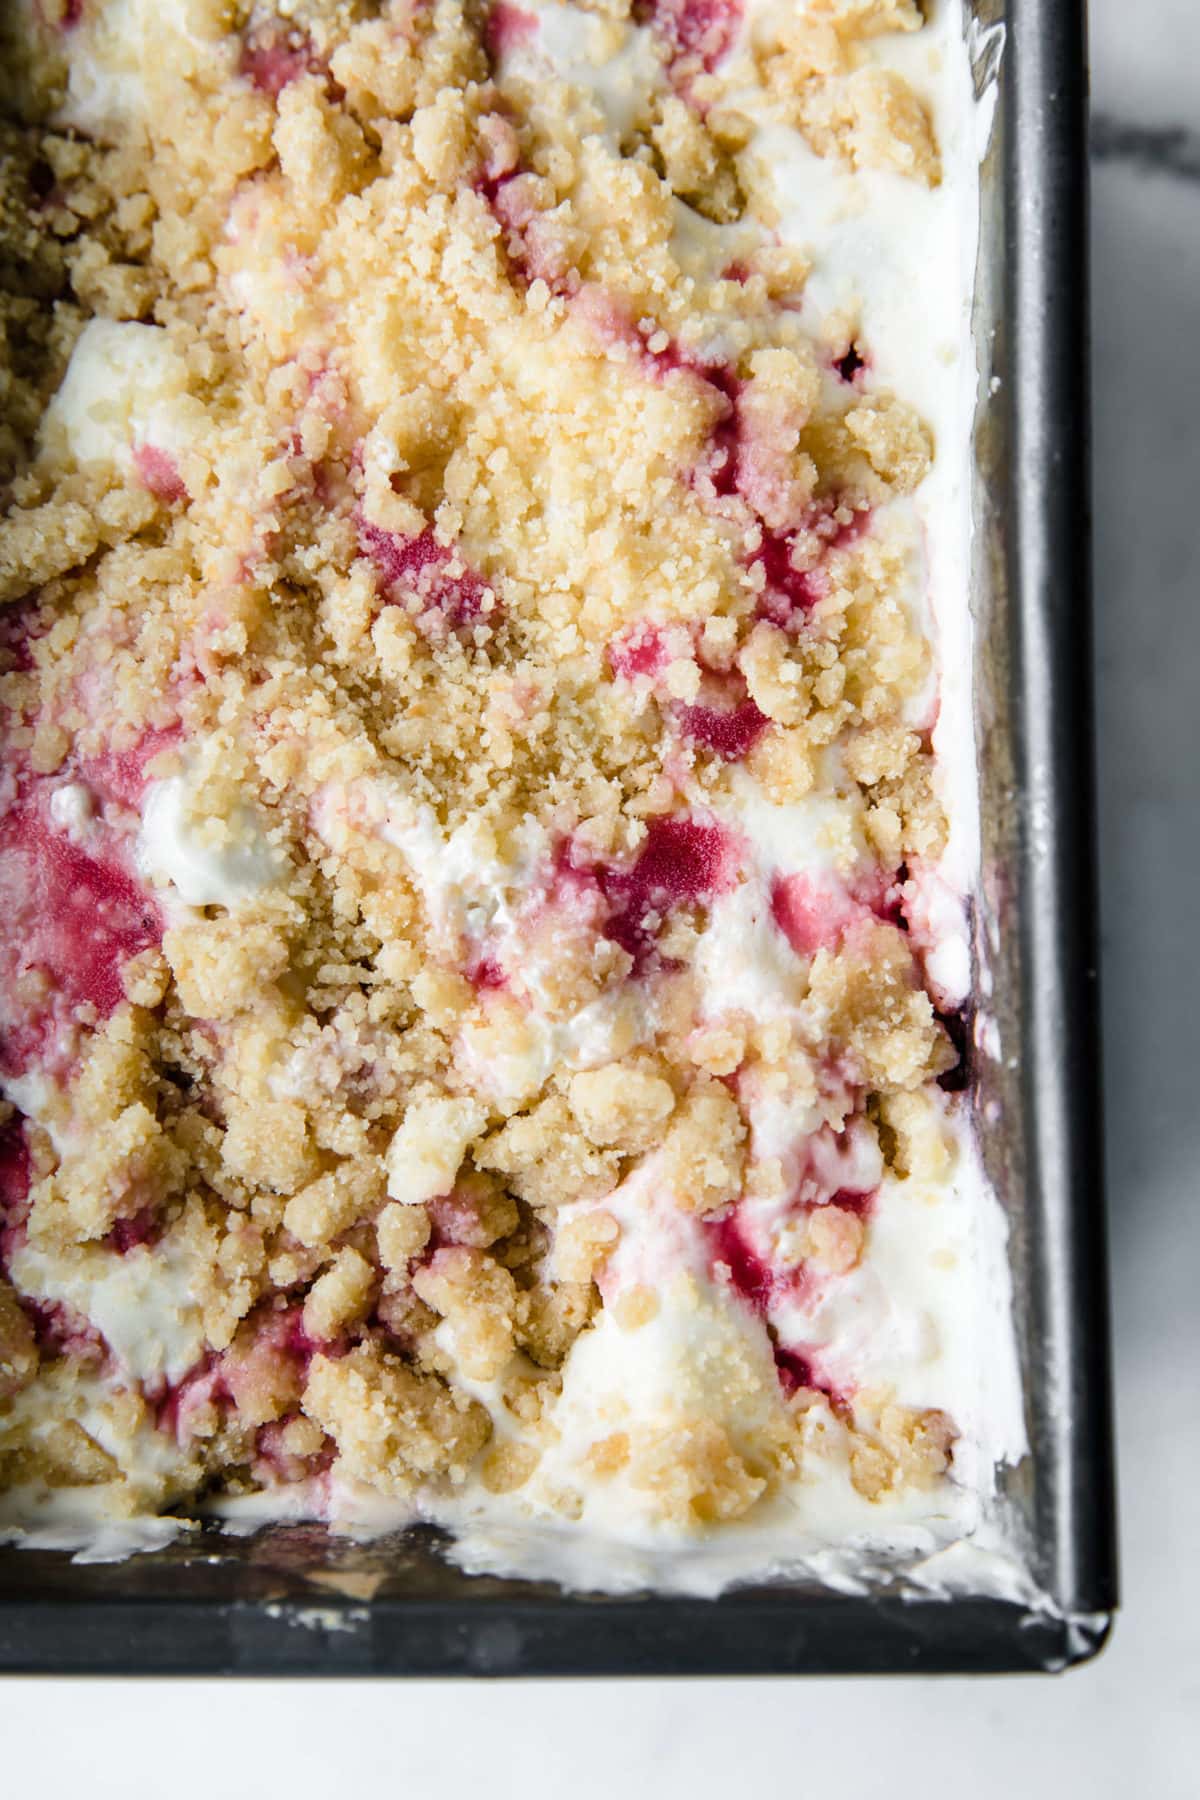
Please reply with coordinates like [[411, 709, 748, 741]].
[[0, 0, 1115, 1675]]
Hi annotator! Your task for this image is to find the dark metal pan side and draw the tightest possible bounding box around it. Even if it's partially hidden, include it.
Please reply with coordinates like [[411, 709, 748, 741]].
[[1001, 0, 1116, 1633]]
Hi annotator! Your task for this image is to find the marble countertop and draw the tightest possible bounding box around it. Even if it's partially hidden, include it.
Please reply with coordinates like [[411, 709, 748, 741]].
[[3, 3, 1197, 1793]]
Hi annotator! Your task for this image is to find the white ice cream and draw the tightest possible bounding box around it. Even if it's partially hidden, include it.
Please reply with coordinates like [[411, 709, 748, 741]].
[[495, 0, 663, 144], [41, 319, 205, 480], [138, 767, 285, 912], [9, 1227, 210, 1388]]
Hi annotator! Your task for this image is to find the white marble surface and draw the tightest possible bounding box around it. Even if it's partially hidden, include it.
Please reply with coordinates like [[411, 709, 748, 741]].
[[2, 2, 1198, 1791]]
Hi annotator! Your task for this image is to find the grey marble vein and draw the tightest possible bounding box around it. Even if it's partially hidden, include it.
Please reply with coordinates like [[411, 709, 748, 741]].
[[1091, 110, 1200, 182]]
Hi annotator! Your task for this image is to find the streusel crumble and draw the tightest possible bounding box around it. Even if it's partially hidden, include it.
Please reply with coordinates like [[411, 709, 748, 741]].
[[0, 0, 1022, 1591]]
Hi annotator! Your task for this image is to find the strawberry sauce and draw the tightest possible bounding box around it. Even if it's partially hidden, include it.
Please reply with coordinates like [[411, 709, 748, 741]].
[[0, 802, 161, 1077], [638, 0, 743, 72], [600, 814, 735, 964], [358, 519, 494, 630]]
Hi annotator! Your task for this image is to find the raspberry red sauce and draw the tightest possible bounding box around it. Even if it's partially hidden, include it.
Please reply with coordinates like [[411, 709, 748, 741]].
[[754, 531, 827, 627], [684, 361, 870, 627], [770, 872, 861, 959], [485, 175, 581, 297], [0, 1114, 32, 1274], [608, 622, 670, 680], [707, 1209, 842, 1402], [239, 30, 317, 98], [358, 519, 493, 630], [25, 1295, 105, 1361], [133, 443, 188, 503], [699, 365, 744, 496], [0, 601, 48, 675], [0, 802, 161, 1077], [676, 696, 767, 761], [755, 501, 872, 630], [639, 0, 743, 72], [600, 815, 734, 963], [484, 0, 537, 58], [104, 1204, 161, 1256], [827, 1187, 876, 1219], [709, 1211, 773, 1309], [85, 724, 180, 810], [466, 953, 506, 992], [154, 1352, 224, 1439], [772, 1346, 819, 1397], [157, 1305, 326, 1442]]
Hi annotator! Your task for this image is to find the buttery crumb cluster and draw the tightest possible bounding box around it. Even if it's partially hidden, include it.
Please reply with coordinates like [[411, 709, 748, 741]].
[[1, 0, 967, 1546]]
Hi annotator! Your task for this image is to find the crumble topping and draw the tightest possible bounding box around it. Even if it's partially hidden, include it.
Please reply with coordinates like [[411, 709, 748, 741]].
[[0, 0, 1000, 1569]]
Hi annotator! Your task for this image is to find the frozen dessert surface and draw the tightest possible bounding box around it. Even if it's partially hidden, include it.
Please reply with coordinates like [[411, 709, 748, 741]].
[[0, 0, 1022, 1592]]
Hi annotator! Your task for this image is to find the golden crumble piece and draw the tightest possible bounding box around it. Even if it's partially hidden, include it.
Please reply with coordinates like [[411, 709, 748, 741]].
[[0, 496, 101, 604], [328, 18, 420, 123], [303, 1344, 491, 1497], [844, 398, 933, 493], [412, 1246, 519, 1381], [163, 914, 291, 1020], [480, 1439, 540, 1495], [755, 9, 940, 188], [626, 1420, 767, 1527], [875, 1089, 957, 1183], [375, 1199, 433, 1271], [849, 1403, 955, 1500], [652, 96, 743, 224], [120, 947, 171, 1010], [302, 1246, 377, 1342], [222, 1098, 319, 1198], [33, 1102, 185, 1243], [842, 723, 920, 789], [568, 1061, 676, 1152], [804, 922, 951, 1093], [553, 1207, 620, 1283], [840, 68, 941, 187], [280, 1415, 325, 1459], [516, 1278, 598, 1370], [0, 1282, 38, 1400], [476, 1095, 622, 1210], [273, 75, 370, 211], [284, 1159, 387, 1251], [739, 621, 811, 727], [814, 0, 924, 32], [222, 1326, 304, 1430], [659, 1075, 746, 1215], [11, 1420, 120, 1491], [737, 345, 821, 533], [799, 1203, 867, 1275], [455, 997, 555, 1110], [584, 1431, 631, 1479], [686, 1022, 747, 1078], [410, 87, 479, 191], [745, 723, 816, 805], [385, 1092, 487, 1207], [410, 964, 473, 1031]]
